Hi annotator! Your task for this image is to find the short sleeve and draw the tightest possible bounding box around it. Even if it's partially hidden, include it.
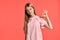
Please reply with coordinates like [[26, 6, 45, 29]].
[[37, 16, 47, 28]]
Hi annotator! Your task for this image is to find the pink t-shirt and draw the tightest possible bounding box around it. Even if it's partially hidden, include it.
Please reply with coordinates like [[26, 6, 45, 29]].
[[26, 15, 47, 40]]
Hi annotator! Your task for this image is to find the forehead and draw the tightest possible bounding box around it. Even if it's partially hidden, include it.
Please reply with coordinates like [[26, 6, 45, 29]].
[[26, 4, 33, 9], [29, 4, 33, 6]]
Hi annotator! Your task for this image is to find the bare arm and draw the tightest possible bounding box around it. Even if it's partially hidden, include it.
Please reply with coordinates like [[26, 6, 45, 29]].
[[44, 16, 53, 30], [42, 10, 53, 30]]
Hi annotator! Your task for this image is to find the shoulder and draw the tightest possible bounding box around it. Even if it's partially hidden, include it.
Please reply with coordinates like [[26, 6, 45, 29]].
[[35, 15, 46, 22], [35, 15, 41, 20], [35, 15, 40, 18], [34, 15, 41, 21]]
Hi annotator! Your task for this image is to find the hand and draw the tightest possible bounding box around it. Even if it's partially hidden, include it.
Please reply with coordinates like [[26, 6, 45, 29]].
[[42, 10, 48, 17]]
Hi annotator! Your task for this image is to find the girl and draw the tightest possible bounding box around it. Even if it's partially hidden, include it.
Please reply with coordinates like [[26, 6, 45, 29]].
[[23, 3, 53, 40]]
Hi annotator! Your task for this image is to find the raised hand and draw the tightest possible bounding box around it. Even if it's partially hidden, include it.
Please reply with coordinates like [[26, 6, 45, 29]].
[[42, 10, 48, 17]]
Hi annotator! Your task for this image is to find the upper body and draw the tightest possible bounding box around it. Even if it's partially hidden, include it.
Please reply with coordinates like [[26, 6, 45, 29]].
[[24, 3, 53, 34], [28, 15, 47, 29]]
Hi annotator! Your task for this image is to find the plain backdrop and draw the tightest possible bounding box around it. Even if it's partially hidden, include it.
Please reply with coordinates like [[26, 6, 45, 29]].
[[0, 0, 60, 40]]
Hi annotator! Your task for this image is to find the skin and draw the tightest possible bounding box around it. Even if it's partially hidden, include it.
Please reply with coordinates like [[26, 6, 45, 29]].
[[26, 4, 53, 30], [42, 10, 53, 30], [26, 4, 36, 17]]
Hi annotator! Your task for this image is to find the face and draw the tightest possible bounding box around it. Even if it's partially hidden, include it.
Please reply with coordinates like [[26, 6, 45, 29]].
[[26, 4, 35, 16]]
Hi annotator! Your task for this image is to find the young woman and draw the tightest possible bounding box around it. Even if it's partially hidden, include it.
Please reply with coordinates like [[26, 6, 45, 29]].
[[23, 3, 53, 40]]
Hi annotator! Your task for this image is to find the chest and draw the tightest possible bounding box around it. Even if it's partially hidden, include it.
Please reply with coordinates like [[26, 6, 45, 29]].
[[27, 18, 40, 27]]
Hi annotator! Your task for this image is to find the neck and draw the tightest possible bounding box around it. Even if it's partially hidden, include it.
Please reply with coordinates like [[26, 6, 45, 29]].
[[31, 14, 36, 17], [29, 14, 36, 20]]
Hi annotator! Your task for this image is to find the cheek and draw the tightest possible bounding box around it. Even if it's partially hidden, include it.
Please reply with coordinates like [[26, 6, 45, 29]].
[[31, 9, 34, 13]]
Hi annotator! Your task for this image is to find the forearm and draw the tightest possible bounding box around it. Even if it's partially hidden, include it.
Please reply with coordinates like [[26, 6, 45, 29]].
[[42, 10, 53, 29], [46, 16, 53, 29]]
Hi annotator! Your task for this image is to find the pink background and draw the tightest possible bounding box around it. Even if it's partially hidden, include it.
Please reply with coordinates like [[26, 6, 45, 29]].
[[0, 0, 60, 40]]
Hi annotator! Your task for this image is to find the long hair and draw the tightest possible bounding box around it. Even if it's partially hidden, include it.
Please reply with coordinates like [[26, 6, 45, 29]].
[[25, 3, 36, 22], [23, 3, 36, 40]]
